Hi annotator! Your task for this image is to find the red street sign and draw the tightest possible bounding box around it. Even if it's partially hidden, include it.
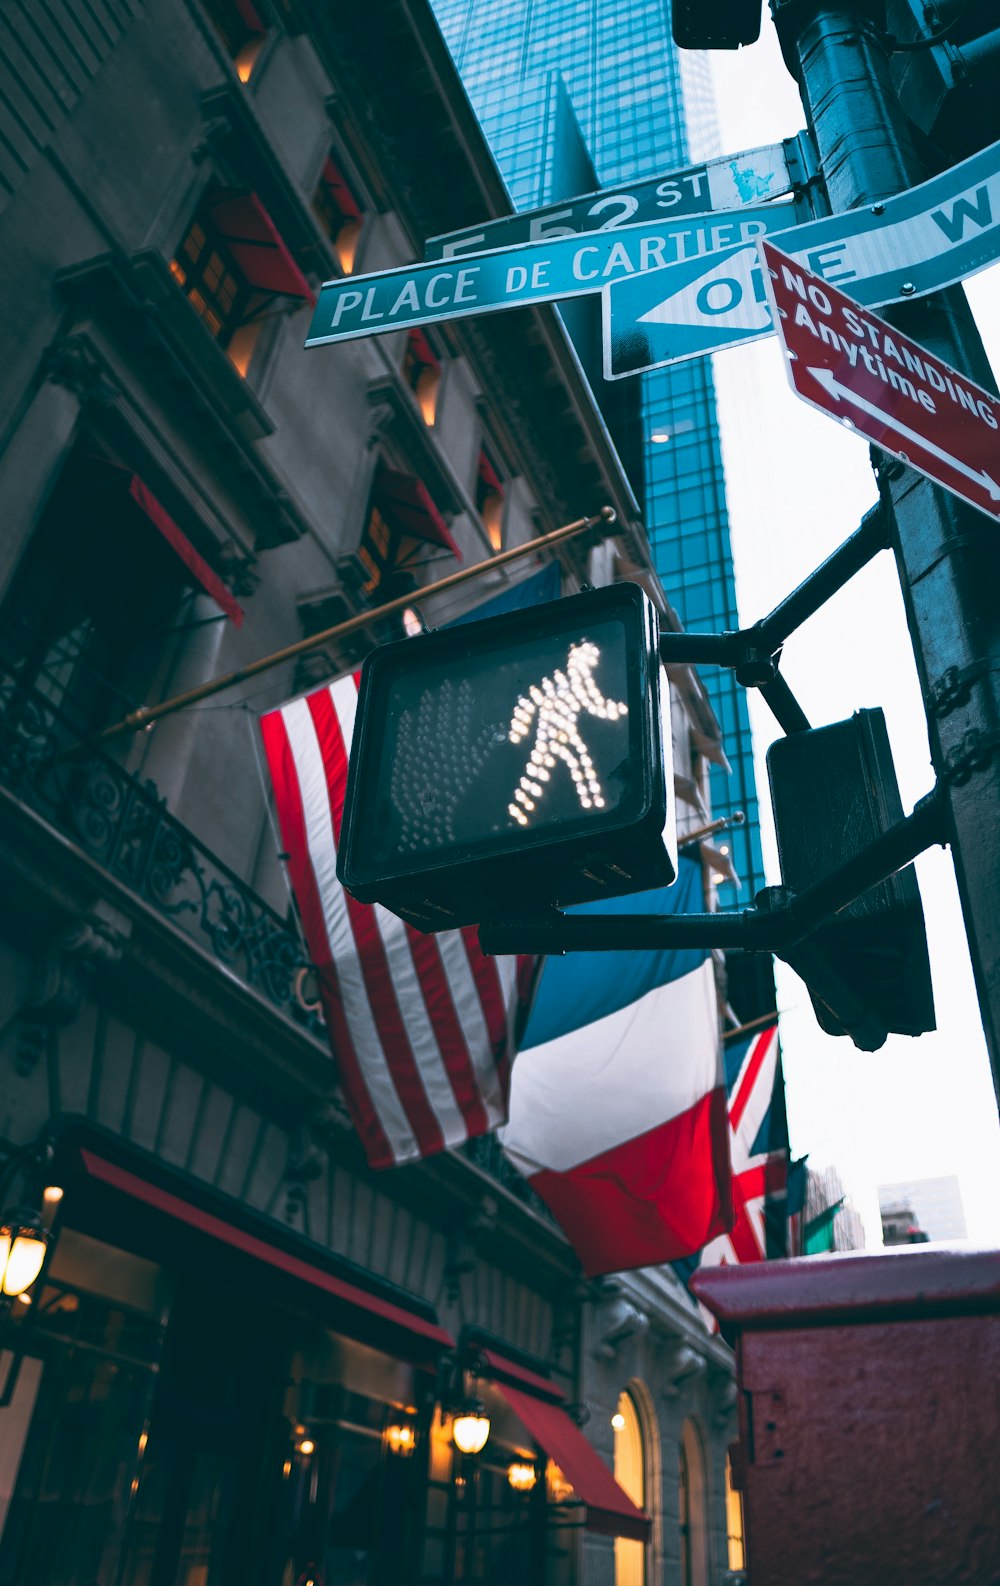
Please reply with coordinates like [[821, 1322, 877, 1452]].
[[759, 238, 1000, 523]]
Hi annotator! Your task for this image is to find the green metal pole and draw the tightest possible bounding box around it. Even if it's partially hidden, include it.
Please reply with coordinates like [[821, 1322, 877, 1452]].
[[771, 0, 1000, 1105]]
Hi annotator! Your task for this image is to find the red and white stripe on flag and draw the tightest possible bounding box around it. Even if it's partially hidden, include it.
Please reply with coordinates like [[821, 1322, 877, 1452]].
[[699, 1023, 787, 1270], [259, 675, 531, 1169]]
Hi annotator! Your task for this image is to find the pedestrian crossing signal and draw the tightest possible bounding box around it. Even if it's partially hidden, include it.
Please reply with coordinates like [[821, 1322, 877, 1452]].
[[338, 583, 676, 930], [672, 0, 762, 49], [767, 709, 935, 1045]]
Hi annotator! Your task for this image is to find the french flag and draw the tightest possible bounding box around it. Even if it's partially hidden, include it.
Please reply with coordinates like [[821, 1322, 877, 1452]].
[[501, 856, 733, 1277]]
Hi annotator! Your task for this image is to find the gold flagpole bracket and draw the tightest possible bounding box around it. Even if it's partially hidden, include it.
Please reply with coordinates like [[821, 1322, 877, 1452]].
[[52, 507, 617, 761]]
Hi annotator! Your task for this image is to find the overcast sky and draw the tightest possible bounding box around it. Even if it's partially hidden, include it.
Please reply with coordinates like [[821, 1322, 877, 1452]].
[[706, 27, 1000, 1243]]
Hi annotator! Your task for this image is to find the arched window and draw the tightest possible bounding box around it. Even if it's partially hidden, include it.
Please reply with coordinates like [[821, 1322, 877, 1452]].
[[725, 1452, 746, 1571], [613, 1391, 645, 1586], [678, 1419, 708, 1586]]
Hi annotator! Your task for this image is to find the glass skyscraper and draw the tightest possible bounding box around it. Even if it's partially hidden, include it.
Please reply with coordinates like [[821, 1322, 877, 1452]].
[[433, 0, 766, 900]]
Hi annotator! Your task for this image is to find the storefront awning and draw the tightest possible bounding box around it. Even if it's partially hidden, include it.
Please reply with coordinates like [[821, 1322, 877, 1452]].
[[478, 1346, 565, 1401], [375, 465, 462, 560], [76, 1150, 455, 1354], [208, 190, 316, 304], [492, 1378, 651, 1543]]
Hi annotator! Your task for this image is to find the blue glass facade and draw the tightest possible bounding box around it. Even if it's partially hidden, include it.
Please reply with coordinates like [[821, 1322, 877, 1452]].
[[432, 0, 765, 900]]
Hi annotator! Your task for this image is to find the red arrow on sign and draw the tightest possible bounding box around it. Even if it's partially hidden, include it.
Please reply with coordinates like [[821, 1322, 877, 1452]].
[[759, 238, 1000, 523]]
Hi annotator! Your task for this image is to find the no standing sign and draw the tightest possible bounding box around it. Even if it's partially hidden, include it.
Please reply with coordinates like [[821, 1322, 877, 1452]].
[[759, 239, 1000, 523]]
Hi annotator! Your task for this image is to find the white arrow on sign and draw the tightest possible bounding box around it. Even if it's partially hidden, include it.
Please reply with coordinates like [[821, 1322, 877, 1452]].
[[807, 366, 1000, 504], [604, 134, 1000, 377], [636, 246, 770, 334]]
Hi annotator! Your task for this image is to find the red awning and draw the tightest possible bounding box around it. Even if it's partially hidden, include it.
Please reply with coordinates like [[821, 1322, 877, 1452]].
[[477, 450, 503, 495], [321, 157, 362, 223], [408, 328, 440, 372], [479, 1347, 565, 1401], [127, 474, 245, 627], [76, 1150, 455, 1353], [376, 465, 462, 560], [496, 1381, 651, 1543], [208, 190, 316, 305], [234, 0, 266, 31]]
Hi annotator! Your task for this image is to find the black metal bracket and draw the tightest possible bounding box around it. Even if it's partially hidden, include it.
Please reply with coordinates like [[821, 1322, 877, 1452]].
[[479, 785, 945, 970], [657, 501, 890, 733]]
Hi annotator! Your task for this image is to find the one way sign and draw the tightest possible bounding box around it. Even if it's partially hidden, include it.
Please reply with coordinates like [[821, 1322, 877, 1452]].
[[604, 134, 1000, 377]]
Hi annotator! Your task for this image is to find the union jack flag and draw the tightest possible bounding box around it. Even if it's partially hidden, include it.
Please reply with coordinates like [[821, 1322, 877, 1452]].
[[674, 1022, 789, 1289]]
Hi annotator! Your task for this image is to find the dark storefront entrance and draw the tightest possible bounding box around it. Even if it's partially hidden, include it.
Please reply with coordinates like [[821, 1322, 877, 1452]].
[[0, 1139, 632, 1586]]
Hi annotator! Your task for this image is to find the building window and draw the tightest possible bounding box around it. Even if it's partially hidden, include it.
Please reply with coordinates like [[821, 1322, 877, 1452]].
[[476, 448, 505, 551], [0, 447, 207, 745], [313, 155, 364, 273], [355, 464, 460, 600], [403, 330, 442, 425], [678, 1419, 708, 1586], [200, 0, 268, 81], [170, 189, 314, 375], [613, 1391, 646, 1586], [725, 1452, 745, 1571]]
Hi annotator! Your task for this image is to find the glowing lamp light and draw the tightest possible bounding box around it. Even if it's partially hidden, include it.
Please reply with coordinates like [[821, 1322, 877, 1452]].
[[452, 1402, 490, 1455], [507, 1461, 537, 1492], [0, 1209, 49, 1297], [296, 1438, 316, 1457], [42, 1185, 64, 1205], [650, 430, 671, 444], [402, 607, 424, 637], [386, 1423, 417, 1457], [611, 1412, 626, 1431]]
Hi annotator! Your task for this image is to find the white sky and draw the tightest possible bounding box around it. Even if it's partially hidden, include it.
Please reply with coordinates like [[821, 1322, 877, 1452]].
[[707, 28, 1000, 1244]]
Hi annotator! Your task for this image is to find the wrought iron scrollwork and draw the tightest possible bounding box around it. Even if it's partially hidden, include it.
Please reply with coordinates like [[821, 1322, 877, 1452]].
[[0, 662, 323, 1039], [461, 1131, 556, 1224]]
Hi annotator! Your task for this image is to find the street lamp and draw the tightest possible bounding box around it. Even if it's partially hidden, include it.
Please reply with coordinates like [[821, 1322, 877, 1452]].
[[0, 1209, 49, 1298], [507, 1461, 537, 1492], [451, 1400, 490, 1455]]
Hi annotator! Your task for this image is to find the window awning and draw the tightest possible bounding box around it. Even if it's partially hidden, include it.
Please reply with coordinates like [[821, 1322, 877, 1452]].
[[75, 1149, 455, 1356], [494, 1379, 651, 1543], [208, 190, 316, 304], [477, 450, 503, 495], [376, 465, 462, 560], [234, 0, 266, 31], [320, 157, 362, 223], [408, 328, 439, 371], [127, 473, 245, 626]]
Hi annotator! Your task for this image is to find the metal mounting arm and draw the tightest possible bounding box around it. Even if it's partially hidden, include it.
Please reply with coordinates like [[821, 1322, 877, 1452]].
[[479, 788, 946, 1051], [657, 501, 890, 733]]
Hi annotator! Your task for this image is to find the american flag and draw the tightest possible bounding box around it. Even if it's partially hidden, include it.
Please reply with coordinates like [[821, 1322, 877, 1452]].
[[260, 674, 532, 1169]]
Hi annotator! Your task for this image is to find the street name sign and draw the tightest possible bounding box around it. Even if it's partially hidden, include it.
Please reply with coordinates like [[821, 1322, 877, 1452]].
[[304, 203, 793, 349], [604, 133, 1000, 377], [425, 138, 803, 260], [761, 239, 1000, 523]]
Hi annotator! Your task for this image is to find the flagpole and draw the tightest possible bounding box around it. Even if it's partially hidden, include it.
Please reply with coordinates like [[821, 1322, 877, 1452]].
[[58, 507, 616, 758], [722, 1011, 779, 1043]]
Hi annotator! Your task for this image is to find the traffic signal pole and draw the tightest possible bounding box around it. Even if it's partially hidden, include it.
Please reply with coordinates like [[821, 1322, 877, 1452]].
[[771, 0, 1000, 1106]]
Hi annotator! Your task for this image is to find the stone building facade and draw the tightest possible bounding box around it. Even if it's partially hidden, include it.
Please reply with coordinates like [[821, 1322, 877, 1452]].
[[0, 0, 742, 1581]]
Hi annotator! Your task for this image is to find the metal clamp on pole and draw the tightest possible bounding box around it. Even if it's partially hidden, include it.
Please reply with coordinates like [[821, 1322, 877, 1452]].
[[657, 501, 889, 734], [479, 788, 947, 1050]]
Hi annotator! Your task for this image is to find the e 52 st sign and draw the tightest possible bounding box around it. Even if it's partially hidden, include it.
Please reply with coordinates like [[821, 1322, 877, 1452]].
[[425, 139, 797, 259]]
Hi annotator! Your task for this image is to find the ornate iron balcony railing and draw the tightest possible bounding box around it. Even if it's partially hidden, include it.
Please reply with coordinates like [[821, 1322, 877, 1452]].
[[460, 1131, 557, 1225], [0, 660, 323, 1041], [0, 657, 559, 1219]]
